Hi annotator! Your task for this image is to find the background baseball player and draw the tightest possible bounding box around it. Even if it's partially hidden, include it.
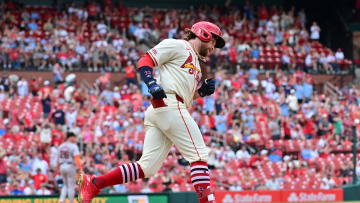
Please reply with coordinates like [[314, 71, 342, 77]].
[[78, 21, 225, 203], [57, 132, 82, 203]]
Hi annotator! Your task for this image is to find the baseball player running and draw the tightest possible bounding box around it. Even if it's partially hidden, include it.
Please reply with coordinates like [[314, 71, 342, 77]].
[[78, 21, 225, 203], [58, 132, 83, 203]]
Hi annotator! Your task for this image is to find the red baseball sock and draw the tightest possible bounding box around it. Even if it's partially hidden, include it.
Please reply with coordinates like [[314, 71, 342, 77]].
[[94, 162, 144, 189], [190, 161, 215, 203]]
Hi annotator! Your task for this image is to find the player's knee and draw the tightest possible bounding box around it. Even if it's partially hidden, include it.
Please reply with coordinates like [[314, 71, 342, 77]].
[[141, 167, 157, 178], [198, 149, 209, 162], [187, 154, 208, 163], [137, 161, 158, 178], [143, 169, 157, 178]]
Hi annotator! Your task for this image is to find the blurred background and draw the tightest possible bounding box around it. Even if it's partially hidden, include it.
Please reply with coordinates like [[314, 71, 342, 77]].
[[0, 0, 360, 202]]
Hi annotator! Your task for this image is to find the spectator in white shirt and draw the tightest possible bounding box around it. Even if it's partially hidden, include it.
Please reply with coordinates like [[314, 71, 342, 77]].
[[65, 107, 77, 129], [0, 86, 5, 102], [305, 53, 313, 72], [282, 51, 291, 69], [334, 48, 344, 73], [36, 185, 51, 195], [266, 175, 281, 190], [134, 24, 147, 43], [321, 174, 335, 189], [262, 77, 276, 98], [113, 36, 124, 51], [310, 21, 320, 41], [75, 42, 86, 56], [236, 146, 251, 161], [17, 77, 29, 97], [237, 42, 250, 52], [64, 85, 75, 102], [326, 53, 338, 73], [229, 180, 243, 191], [318, 52, 329, 73], [31, 152, 49, 175], [17, 77, 28, 97], [223, 146, 236, 161], [23, 182, 35, 195], [356, 162, 360, 179], [286, 89, 299, 113], [96, 20, 107, 35], [40, 122, 52, 145], [335, 48, 344, 61]]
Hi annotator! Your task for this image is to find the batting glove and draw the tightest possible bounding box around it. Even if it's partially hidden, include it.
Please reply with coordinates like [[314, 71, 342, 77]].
[[148, 82, 167, 99], [198, 78, 216, 97]]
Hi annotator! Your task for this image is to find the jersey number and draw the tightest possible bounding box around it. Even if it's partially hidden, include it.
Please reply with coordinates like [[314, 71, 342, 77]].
[[60, 151, 70, 159], [188, 68, 194, 74]]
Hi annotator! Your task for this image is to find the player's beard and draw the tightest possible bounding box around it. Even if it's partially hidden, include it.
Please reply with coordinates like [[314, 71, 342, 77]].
[[199, 43, 210, 57]]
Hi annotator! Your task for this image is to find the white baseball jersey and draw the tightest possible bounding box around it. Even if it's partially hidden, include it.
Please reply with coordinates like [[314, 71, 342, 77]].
[[147, 39, 202, 108], [58, 142, 80, 165]]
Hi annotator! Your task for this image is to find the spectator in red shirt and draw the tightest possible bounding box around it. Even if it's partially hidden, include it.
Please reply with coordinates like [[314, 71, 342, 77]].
[[29, 77, 41, 96], [258, 3, 268, 27], [87, 2, 98, 21], [33, 168, 48, 190], [40, 80, 53, 99], [125, 61, 136, 85], [8, 48, 20, 69], [303, 116, 316, 139]]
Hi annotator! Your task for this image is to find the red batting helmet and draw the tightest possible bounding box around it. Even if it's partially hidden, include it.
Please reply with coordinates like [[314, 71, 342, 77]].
[[190, 21, 225, 48]]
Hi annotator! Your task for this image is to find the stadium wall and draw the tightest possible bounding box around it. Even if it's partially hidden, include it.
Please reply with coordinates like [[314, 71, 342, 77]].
[[342, 183, 360, 201], [0, 188, 351, 203]]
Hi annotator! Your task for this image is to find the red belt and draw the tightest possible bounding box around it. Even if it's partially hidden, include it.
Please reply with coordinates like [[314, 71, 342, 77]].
[[151, 94, 183, 108]]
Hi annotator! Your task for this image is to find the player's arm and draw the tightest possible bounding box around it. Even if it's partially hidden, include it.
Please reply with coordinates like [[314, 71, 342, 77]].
[[138, 39, 182, 99], [194, 60, 214, 99], [138, 54, 167, 99], [74, 155, 83, 171], [73, 145, 83, 172]]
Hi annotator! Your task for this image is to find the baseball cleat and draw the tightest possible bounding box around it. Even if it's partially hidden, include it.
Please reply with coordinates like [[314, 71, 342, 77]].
[[77, 173, 101, 203]]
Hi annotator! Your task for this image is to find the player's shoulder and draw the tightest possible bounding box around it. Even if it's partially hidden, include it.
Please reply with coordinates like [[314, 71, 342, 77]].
[[70, 142, 78, 147], [159, 38, 187, 49]]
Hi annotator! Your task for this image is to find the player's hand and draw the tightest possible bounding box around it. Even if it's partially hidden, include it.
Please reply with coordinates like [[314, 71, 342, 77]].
[[148, 83, 167, 99], [198, 78, 216, 97]]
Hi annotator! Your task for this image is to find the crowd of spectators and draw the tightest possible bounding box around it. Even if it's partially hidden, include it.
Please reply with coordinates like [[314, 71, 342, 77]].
[[0, 1, 352, 74], [0, 64, 359, 195], [0, 0, 359, 197]]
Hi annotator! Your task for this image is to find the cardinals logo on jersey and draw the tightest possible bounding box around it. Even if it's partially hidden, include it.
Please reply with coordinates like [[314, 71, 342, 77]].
[[181, 53, 200, 74]]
